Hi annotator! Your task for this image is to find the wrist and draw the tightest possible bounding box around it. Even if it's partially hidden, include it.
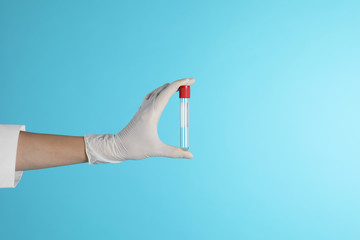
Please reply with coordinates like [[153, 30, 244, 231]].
[[84, 134, 126, 164]]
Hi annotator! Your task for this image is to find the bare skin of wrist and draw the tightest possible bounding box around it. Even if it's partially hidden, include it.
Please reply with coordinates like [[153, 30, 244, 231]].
[[16, 131, 88, 171]]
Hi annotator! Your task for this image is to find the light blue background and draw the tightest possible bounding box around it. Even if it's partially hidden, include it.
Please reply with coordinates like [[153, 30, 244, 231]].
[[1, 0, 360, 239]]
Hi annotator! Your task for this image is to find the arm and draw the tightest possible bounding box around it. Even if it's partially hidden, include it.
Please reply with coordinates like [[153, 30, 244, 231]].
[[15, 78, 195, 171], [16, 132, 87, 171]]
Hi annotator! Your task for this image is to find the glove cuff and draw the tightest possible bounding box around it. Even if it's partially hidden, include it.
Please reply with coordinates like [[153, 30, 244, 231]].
[[84, 134, 126, 164]]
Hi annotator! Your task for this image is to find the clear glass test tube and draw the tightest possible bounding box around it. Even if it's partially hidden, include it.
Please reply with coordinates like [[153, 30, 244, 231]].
[[179, 85, 190, 150], [180, 98, 189, 150]]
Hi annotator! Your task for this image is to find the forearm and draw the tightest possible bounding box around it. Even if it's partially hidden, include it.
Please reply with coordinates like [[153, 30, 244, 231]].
[[16, 131, 88, 171]]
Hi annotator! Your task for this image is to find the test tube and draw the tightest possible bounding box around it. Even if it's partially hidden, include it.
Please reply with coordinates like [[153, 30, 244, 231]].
[[179, 85, 190, 150]]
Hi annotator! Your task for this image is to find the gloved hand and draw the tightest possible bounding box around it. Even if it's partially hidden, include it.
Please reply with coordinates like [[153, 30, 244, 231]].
[[84, 78, 195, 164]]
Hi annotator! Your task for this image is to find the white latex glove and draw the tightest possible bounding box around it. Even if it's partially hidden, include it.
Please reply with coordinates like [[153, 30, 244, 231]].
[[84, 78, 195, 164]]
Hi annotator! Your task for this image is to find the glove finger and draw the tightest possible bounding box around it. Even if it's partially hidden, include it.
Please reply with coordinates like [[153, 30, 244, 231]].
[[139, 83, 169, 109], [156, 78, 195, 113], [159, 142, 194, 159], [140, 93, 151, 107], [146, 83, 168, 100], [150, 83, 170, 100]]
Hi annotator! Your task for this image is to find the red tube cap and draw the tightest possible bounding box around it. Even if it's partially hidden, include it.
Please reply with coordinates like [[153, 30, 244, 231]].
[[179, 85, 190, 98]]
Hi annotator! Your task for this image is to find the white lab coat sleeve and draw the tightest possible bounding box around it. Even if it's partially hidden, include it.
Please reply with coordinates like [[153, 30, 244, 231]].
[[0, 124, 25, 188]]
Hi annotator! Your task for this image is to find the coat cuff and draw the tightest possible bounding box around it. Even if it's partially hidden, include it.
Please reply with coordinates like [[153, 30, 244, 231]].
[[0, 124, 25, 188]]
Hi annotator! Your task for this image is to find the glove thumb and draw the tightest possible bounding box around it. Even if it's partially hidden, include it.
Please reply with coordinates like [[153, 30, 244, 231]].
[[159, 142, 194, 159]]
